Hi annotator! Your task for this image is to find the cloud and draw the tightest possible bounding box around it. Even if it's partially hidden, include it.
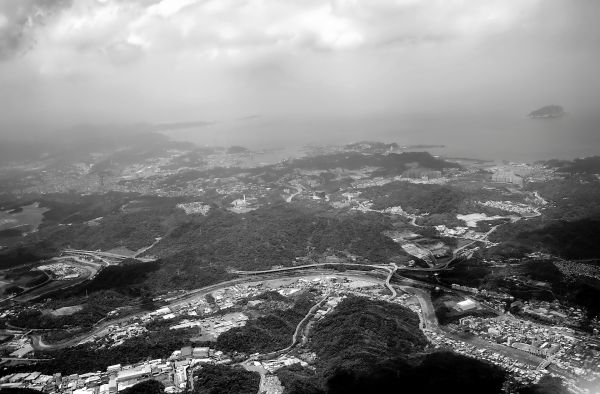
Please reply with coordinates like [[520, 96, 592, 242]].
[[152, 120, 215, 130], [0, 0, 72, 60], [0, 0, 598, 129], [0, 0, 546, 65], [104, 40, 144, 65]]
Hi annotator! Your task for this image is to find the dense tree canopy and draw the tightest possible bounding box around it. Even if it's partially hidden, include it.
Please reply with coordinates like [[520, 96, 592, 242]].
[[193, 365, 259, 394]]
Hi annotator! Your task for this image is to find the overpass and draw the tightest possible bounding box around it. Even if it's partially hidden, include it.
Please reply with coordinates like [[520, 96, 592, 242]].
[[231, 261, 456, 299], [233, 262, 408, 299], [232, 262, 450, 276], [231, 262, 392, 275]]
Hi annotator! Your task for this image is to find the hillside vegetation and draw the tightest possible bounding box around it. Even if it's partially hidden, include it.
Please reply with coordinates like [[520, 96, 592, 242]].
[[152, 204, 407, 270], [278, 296, 507, 394], [215, 291, 316, 354]]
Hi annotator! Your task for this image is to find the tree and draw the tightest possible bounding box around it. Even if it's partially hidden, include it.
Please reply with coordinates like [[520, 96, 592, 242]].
[[122, 379, 165, 394]]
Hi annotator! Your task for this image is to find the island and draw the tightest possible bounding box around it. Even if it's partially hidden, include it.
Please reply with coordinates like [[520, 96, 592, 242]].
[[528, 105, 565, 119]]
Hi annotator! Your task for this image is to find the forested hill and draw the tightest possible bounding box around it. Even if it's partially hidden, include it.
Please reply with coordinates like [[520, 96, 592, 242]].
[[543, 156, 600, 175], [289, 151, 460, 173], [277, 296, 508, 394], [151, 204, 408, 270]]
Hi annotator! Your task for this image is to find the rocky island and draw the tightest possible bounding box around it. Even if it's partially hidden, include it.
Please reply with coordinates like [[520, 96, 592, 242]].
[[528, 105, 565, 118]]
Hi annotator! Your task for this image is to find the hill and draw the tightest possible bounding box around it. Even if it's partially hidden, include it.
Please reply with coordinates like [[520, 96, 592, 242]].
[[278, 296, 507, 394], [528, 105, 565, 118], [290, 151, 460, 174], [544, 156, 600, 175], [151, 204, 407, 271]]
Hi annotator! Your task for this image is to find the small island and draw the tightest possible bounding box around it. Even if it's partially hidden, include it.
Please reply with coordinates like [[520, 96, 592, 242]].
[[528, 105, 565, 119]]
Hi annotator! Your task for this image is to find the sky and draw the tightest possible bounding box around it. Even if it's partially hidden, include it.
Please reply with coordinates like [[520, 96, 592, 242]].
[[0, 0, 599, 152]]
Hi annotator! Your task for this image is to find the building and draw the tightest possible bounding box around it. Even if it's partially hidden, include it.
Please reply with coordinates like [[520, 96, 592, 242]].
[[106, 364, 121, 374], [402, 168, 442, 180], [152, 307, 171, 316], [451, 284, 479, 294], [181, 346, 193, 359], [492, 170, 523, 186], [9, 344, 33, 358], [456, 299, 478, 312], [193, 347, 210, 358], [173, 361, 189, 389], [511, 342, 560, 357], [231, 195, 247, 207], [116, 366, 151, 390]]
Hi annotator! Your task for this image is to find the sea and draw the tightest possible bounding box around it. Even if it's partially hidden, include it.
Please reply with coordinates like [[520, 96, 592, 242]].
[[161, 110, 600, 163]]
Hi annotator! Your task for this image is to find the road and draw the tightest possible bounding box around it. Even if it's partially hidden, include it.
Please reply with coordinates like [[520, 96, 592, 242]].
[[397, 285, 438, 330], [1, 357, 52, 362], [233, 261, 447, 276], [233, 266, 552, 373], [385, 264, 398, 299], [30, 271, 362, 351], [30, 267, 388, 351], [30, 276, 266, 350], [233, 262, 391, 275], [292, 292, 330, 348], [62, 249, 156, 263], [252, 291, 332, 362], [433, 224, 502, 270], [25, 263, 575, 384], [134, 237, 162, 258], [7, 267, 99, 305], [409, 214, 425, 227], [240, 362, 268, 394], [236, 262, 400, 299], [395, 284, 547, 368]]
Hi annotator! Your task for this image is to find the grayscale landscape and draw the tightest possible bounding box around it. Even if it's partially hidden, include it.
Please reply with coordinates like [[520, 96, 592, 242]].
[[0, 1, 599, 393]]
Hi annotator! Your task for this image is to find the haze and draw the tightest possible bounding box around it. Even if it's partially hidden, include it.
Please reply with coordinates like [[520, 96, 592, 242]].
[[1, 0, 599, 159]]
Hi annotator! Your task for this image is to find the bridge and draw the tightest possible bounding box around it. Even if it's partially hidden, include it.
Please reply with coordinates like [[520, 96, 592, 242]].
[[233, 262, 402, 294], [232, 262, 450, 276], [231, 262, 392, 275]]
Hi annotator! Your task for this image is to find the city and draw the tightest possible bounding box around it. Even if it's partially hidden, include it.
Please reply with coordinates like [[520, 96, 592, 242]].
[[1, 1, 600, 392]]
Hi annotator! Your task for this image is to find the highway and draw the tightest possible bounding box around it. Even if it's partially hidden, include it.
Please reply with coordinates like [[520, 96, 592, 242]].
[[233, 262, 392, 275], [28, 262, 417, 350], [233, 265, 568, 374], [236, 262, 399, 299], [397, 285, 438, 330], [25, 262, 575, 384], [9, 244, 160, 305], [30, 276, 271, 350], [233, 261, 449, 275], [5, 271, 94, 305], [432, 223, 502, 270], [1, 357, 53, 362], [62, 249, 156, 263]]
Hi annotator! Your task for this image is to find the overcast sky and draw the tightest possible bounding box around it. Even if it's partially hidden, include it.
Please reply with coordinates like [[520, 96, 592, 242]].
[[0, 0, 599, 142]]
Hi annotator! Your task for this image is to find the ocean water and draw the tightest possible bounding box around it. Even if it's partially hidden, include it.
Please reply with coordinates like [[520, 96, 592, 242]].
[[163, 111, 600, 163]]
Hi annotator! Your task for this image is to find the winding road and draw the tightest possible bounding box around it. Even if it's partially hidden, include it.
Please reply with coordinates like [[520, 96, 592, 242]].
[[25, 259, 575, 385], [285, 184, 303, 203]]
